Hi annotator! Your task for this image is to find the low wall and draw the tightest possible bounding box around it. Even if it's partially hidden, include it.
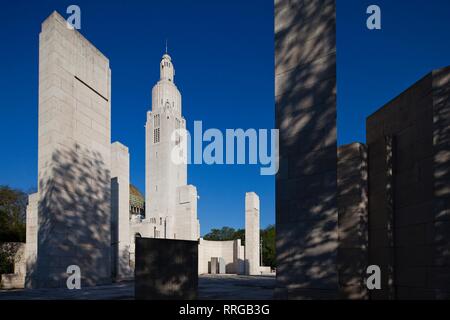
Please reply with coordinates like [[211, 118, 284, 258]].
[[198, 238, 244, 274], [0, 242, 26, 289]]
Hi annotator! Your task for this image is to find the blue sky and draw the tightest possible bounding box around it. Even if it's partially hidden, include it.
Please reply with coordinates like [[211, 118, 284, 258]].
[[1, 0, 450, 235], [337, 0, 450, 145]]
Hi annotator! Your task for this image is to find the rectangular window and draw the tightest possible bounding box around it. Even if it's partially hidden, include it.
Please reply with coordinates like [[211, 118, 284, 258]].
[[153, 127, 160, 143]]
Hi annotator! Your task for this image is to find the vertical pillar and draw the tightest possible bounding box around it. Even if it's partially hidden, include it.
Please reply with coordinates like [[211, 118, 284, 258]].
[[111, 142, 132, 280], [25, 193, 38, 288], [337, 143, 369, 299], [33, 11, 112, 288], [245, 192, 260, 275], [275, 0, 338, 299]]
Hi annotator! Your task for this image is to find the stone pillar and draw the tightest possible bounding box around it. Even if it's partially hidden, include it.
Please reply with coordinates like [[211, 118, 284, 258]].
[[337, 143, 369, 299], [33, 11, 112, 288], [275, 0, 339, 299], [233, 239, 245, 275], [111, 142, 132, 280], [245, 192, 260, 275], [210, 257, 219, 275], [25, 193, 38, 288]]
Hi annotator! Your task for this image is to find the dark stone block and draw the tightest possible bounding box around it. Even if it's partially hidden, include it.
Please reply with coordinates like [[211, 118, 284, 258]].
[[275, 0, 338, 299], [135, 238, 198, 300]]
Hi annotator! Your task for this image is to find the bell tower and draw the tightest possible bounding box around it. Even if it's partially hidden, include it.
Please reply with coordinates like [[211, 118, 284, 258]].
[[144, 50, 199, 240]]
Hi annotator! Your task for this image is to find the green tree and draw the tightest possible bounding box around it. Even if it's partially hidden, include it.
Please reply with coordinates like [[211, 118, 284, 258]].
[[0, 185, 27, 242], [261, 224, 275, 268], [203, 227, 236, 241]]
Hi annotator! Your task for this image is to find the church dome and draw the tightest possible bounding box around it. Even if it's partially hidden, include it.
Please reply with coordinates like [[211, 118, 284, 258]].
[[130, 184, 145, 209]]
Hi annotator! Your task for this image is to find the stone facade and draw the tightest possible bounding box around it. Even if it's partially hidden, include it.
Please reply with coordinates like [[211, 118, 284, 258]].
[[111, 142, 132, 280], [28, 11, 112, 288], [245, 192, 260, 275], [337, 143, 369, 299], [198, 239, 245, 275], [275, 0, 339, 299], [366, 66, 450, 299]]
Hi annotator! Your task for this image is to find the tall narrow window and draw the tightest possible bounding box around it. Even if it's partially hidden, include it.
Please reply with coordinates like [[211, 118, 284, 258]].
[[153, 128, 160, 143], [153, 114, 160, 144]]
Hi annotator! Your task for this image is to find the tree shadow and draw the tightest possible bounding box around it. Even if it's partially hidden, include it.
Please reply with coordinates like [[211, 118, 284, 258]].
[[337, 143, 369, 299], [275, 0, 339, 299], [27, 143, 111, 288]]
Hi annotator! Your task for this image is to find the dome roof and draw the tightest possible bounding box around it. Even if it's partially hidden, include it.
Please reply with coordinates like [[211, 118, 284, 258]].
[[130, 184, 144, 201]]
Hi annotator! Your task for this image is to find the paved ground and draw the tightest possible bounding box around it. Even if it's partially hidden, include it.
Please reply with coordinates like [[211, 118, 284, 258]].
[[0, 274, 275, 300]]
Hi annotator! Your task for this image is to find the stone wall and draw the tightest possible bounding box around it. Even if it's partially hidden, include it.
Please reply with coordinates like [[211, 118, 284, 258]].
[[366, 66, 450, 299], [337, 143, 368, 299], [198, 239, 244, 275], [275, 0, 339, 299], [31, 11, 112, 288]]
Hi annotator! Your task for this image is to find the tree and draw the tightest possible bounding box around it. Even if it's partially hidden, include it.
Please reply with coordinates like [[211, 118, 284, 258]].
[[261, 225, 275, 268], [0, 185, 27, 242], [203, 227, 236, 241]]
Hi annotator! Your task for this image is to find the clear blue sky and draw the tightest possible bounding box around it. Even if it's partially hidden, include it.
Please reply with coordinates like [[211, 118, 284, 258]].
[[337, 0, 450, 145], [1, 1, 450, 235]]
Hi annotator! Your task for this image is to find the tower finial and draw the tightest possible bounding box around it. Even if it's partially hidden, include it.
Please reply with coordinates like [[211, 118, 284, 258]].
[[165, 39, 168, 54]]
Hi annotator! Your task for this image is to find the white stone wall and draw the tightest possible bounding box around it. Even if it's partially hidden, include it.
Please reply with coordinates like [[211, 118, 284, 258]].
[[245, 192, 260, 275], [32, 11, 112, 288], [198, 239, 244, 275], [176, 185, 199, 240], [111, 142, 132, 280]]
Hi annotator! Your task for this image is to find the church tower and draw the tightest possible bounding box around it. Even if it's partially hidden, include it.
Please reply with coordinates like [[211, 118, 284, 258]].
[[144, 51, 199, 241]]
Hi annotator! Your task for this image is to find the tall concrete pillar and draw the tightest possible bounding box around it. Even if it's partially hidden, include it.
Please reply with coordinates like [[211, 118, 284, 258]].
[[25, 193, 38, 288], [30, 11, 112, 288], [275, 0, 339, 299], [245, 192, 260, 275], [111, 142, 132, 280]]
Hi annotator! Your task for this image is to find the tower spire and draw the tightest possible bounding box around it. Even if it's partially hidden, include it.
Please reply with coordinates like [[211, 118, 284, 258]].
[[165, 39, 168, 54]]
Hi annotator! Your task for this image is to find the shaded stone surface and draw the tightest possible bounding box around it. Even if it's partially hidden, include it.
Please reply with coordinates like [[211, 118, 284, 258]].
[[366, 66, 450, 299], [337, 143, 369, 299], [0, 275, 275, 300], [275, 0, 338, 299], [135, 238, 198, 300]]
